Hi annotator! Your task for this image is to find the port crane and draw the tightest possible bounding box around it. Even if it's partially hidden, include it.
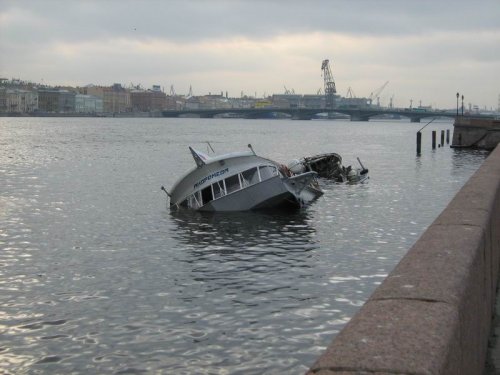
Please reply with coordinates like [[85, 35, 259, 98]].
[[321, 59, 337, 109], [389, 94, 395, 109], [186, 85, 193, 98], [368, 81, 389, 107], [283, 86, 295, 95], [346, 86, 356, 98]]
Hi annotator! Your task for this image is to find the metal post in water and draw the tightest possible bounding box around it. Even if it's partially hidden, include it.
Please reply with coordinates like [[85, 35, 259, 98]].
[[416, 118, 436, 155], [446, 129, 450, 144], [441, 130, 445, 146], [416, 131, 422, 155], [432, 131, 436, 149], [161, 186, 171, 197]]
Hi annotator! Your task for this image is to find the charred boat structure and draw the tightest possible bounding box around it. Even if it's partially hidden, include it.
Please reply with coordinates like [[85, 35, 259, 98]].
[[287, 153, 369, 184]]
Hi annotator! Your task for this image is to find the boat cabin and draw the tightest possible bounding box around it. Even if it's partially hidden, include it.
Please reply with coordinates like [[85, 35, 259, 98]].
[[175, 164, 280, 210]]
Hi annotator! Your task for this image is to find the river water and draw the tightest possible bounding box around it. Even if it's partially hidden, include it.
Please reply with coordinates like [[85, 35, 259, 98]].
[[0, 117, 489, 374]]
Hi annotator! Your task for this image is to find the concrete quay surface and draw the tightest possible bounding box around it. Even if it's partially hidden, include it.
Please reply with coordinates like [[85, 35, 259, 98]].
[[307, 145, 500, 374], [486, 293, 500, 373], [452, 117, 500, 150]]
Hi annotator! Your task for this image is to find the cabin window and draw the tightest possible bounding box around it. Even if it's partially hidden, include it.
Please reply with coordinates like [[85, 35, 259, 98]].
[[187, 191, 202, 209], [225, 174, 241, 194], [201, 186, 213, 204], [212, 180, 226, 199], [259, 165, 278, 181], [241, 167, 259, 187]]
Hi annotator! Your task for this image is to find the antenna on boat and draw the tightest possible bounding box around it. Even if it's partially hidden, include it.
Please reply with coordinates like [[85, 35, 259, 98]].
[[248, 144, 256, 155], [160, 185, 171, 197], [357, 157, 368, 173], [206, 141, 215, 154]]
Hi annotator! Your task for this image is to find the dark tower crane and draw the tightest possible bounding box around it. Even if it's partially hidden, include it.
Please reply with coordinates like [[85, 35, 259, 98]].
[[321, 59, 337, 109], [368, 81, 389, 107]]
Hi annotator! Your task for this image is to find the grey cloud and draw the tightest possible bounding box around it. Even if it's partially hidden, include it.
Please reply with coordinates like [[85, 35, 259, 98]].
[[1, 0, 499, 45]]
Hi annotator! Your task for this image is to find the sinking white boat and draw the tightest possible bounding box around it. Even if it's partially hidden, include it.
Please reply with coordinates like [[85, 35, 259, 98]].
[[163, 145, 323, 211], [287, 153, 369, 184]]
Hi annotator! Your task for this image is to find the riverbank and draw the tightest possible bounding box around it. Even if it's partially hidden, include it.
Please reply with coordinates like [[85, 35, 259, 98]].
[[307, 144, 500, 374], [452, 116, 500, 150], [0, 111, 163, 118]]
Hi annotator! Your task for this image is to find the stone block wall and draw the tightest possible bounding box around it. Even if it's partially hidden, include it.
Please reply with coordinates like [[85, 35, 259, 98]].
[[452, 117, 500, 149], [307, 145, 500, 374]]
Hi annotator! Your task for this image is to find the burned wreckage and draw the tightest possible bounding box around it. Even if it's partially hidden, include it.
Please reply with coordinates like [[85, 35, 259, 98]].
[[287, 153, 369, 184]]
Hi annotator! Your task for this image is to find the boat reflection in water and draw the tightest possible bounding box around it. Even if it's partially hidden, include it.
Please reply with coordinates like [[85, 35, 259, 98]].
[[166, 209, 326, 373], [163, 144, 323, 212], [169, 209, 318, 253], [168, 209, 319, 294]]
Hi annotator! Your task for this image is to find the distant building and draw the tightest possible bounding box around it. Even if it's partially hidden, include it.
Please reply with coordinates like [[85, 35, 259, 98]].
[[229, 97, 255, 109], [75, 94, 103, 114], [271, 94, 302, 108], [165, 95, 185, 110], [184, 94, 232, 111], [184, 96, 201, 110], [337, 96, 370, 109], [0, 88, 38, 113], [58, 90, 76, 113], [36, 89, 76, 113], [37, 89, 60, 112], [83, 84, 130, 113], [130, 87, 167, 112], [0, 88, 5, 111], [301, 95, 326, 109], [254, 99, 273, 108], [202, 94, 231, 110]]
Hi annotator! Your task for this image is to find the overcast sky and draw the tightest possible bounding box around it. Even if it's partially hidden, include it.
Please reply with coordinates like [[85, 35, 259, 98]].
[[1, 0, 499, 109]]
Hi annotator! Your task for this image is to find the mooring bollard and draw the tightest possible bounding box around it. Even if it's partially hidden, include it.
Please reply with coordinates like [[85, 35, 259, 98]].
[[441, 130, 445, 146], [446, 129, 450, 144], [416, 131, 422, 155], [432, 130, 436, 149]]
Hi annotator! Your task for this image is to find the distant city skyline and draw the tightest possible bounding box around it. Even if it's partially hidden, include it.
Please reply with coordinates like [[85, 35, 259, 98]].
[[1, 0, 499, 110]]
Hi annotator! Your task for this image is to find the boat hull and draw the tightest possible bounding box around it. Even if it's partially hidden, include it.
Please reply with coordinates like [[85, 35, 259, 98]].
[[198, 175, 305, 212], [167, 147, 324, 212]]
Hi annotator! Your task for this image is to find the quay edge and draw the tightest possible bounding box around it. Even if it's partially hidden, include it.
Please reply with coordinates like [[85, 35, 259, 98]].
[[452, 116, 500, 150], [306, 144, 500, 374]]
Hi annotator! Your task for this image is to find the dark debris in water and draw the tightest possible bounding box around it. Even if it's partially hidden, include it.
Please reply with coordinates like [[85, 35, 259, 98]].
[[19, 319, 67, 330], [115, 368, 149, 374], [40, 334, 69, 340], [35, 356, 63, 364]]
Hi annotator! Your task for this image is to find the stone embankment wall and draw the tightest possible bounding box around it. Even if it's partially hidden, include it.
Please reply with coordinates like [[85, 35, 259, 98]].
[[452, 117, 500, 149], [307, 145, 500, 374]]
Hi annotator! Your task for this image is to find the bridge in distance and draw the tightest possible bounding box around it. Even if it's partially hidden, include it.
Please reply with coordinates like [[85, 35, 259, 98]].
[[162, 106, 468, 122]]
